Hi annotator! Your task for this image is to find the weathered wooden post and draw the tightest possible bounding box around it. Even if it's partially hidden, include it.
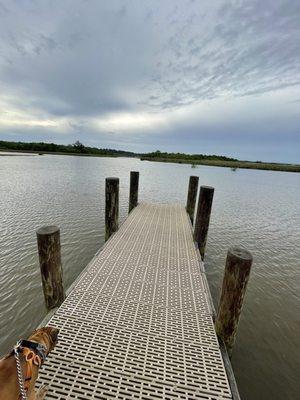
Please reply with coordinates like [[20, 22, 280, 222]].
[[105, 177, 119, 241], [186, 176, 199, 224], [194, 185, 214, 259], [36, 226, 65, 311], [215, 246, 253, 356], [129, 171, 139, 213]]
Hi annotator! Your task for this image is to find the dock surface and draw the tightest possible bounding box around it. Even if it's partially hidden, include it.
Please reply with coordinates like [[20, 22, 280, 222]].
[[38, 203, 232, 399]]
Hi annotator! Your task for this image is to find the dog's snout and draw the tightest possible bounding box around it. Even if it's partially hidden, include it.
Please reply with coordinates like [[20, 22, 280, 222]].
[[50, 327, 59, 342]]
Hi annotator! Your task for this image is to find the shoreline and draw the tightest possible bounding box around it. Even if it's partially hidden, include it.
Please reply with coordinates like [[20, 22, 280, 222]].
[[0, 149, 124, 158], [1, 148, 298, 173], [140, 157, 300, 173]]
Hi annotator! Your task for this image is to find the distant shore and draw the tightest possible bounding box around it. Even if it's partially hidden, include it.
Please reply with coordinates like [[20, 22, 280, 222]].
[[0, 149, 119, 158], [1, 144, 298, 173], [140, 157, 300, 173], [0, 152, 34, 156], [0, 140, 136, 158]]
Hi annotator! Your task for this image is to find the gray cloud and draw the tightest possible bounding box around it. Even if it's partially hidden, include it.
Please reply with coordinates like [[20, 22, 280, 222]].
[[0, 0, 299, 162]]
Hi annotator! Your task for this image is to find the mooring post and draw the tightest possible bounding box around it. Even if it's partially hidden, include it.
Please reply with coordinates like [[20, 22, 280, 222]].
[[194, 185, 214, 259], [186, 176, 199, 225], [36, 226, 65, 311], [129, 171, 139, 213], [105, 177, 119, 241], [215, 246, 253, 356]]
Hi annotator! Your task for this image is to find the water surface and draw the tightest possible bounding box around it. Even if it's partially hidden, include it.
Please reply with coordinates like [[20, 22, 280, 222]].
[[0, 155, 299, 400]]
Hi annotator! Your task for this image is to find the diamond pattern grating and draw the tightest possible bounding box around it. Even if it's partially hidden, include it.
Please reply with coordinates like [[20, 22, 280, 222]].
[[37, 203, 232, 399]]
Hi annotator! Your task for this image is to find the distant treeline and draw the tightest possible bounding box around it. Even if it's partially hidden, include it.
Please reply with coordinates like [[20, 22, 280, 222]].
[[0, 140, 136, 157], [1, 139, 299, 172], [141, 150, 238, 162], [140, 151, 300, 172], [0, 140, 237, 161]]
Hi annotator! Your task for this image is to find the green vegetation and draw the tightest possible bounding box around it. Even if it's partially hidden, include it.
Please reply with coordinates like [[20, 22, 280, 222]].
[[0, 140, 136, 157], [1, 140, 299, 172], [140, 154, 300, 173], [142, 150, 238, 162]]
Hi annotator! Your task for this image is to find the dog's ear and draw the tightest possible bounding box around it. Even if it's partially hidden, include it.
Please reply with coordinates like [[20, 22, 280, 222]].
[[29, 327, 59, 353], [48, 327, 59, 344], [43, 327, 59, 344]]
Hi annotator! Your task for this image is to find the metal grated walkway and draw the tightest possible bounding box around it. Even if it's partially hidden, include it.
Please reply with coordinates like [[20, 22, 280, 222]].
[[38, 203, 232, 399]]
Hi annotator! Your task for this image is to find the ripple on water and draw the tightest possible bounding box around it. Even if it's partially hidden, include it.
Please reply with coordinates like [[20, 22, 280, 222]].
[[0, 156, 299, 400]]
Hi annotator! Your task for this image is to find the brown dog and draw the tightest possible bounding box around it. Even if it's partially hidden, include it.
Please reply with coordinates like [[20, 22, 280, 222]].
[[0, 326, 59, 400]]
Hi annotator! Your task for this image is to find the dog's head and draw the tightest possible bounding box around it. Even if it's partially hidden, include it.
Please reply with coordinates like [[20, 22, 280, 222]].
[[28, 326, 59, 355]]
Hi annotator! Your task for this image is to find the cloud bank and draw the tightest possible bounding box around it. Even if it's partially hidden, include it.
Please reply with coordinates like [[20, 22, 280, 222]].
[[0, 0, 299, 162]]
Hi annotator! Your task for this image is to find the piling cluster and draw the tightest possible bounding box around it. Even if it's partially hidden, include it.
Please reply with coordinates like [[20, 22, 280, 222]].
[[185, 175, 252, 356], [36, 169, 252, 357], [36, 171, 140, 311]]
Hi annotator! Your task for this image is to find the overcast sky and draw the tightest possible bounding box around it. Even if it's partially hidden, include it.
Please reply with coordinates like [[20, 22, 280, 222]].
[[0, 0, 299, 162]]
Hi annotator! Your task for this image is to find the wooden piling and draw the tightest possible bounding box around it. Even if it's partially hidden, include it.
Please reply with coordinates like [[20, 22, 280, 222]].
[[105, 177, 119, 241], [215, 246, 253, 356], [186, 176, 199, 224], [36, 226, 65, 311], [129, 171, 139, 213], [194, 185, 214, 259]]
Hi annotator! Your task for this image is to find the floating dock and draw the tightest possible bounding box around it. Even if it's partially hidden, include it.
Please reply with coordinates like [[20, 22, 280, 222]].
[[37, 202, 236, 399]]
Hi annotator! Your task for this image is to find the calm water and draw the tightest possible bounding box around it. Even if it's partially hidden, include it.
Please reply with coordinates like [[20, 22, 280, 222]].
[[0, 155, 299, 399]]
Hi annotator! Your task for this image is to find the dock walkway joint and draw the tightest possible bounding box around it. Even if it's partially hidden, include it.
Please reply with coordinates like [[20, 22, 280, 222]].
[[38, 203, 232, 399]]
